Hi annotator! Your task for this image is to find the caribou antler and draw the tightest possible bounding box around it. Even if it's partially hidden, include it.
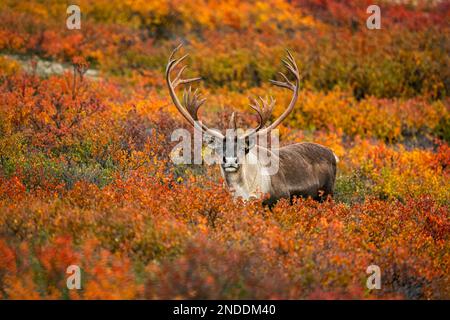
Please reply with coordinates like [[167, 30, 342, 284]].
[[166, 44, 223, 139], [260, 50, 300, 134], [243, 50, 300, 140], [166, 46, 299, 141]]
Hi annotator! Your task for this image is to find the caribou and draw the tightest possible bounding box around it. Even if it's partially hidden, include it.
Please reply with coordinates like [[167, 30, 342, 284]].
[[166, 44, 338, 205]]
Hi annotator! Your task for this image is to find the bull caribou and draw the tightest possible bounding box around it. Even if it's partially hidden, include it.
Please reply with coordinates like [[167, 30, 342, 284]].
[[166, 44, 338, 205]]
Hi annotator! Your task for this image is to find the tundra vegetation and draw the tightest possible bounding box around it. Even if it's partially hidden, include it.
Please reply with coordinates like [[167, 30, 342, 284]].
[[0, 0, 448, 299]]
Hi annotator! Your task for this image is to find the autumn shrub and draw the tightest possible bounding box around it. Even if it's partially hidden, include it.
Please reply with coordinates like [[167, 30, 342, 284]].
[[144, 236, 301, 299], [1, 1, 448, 98], [0, 174, 448, 299]]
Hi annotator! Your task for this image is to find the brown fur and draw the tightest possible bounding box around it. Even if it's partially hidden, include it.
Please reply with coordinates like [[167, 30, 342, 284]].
[[263, 142, 337, 205]]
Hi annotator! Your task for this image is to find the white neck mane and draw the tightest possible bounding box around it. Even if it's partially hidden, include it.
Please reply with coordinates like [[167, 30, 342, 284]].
[[221, 146, 275, 200]]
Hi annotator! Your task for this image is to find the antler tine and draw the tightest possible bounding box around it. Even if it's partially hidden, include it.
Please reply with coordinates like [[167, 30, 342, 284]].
[[168, 43, 183, 61], [173, 65, 188, 85], [264, 95, 276, 113], [260, 95, 275, 123], [268, 49, 300, 92], [277, 72, 294, 87], [170, 61, 202, 88], [177, 76, 202, 87], [286, 49, 299, 72], [172, 53, 189, 69], [269, 79, 291, 91], [165, 43, 183, 74], [182, 87, 190, 111], [249, 97, 261, 112]]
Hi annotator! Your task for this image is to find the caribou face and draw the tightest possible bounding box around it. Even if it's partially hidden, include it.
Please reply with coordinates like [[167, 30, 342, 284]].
[[203, 113, 257, 174], [165, 44, 338, 203]]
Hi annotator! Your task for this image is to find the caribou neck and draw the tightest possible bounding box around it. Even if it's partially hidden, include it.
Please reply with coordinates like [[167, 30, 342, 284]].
[[222, 148, 272, 200]]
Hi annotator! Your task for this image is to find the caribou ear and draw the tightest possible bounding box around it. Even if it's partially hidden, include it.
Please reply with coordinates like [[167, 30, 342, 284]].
[[244, 134, 257, 153], [229, 112, 237, 131]]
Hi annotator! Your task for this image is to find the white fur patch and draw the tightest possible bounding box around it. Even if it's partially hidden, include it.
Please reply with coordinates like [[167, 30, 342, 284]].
[[259, 167, 272, 193], [247, 151, 258, 165]]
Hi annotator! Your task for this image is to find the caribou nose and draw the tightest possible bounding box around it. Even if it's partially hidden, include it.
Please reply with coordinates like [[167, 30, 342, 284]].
[[223, 157, 239, 172], [225, 157, 238, 165]]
